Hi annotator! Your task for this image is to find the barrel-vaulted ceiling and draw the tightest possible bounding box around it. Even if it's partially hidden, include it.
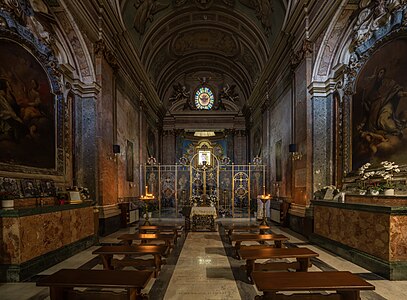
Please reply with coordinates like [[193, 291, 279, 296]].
[[121, 0, 287, 110]]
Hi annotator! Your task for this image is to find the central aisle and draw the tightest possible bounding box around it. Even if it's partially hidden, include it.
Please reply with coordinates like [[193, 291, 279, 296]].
[[164, 231, 240, 299]]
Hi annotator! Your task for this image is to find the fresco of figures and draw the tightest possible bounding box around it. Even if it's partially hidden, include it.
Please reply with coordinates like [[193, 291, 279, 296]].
[[352, 37, 407, 170], [0, 39, 55, 169]]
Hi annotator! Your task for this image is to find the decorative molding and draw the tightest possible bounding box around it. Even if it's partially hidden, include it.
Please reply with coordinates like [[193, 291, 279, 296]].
[[290, 38, 313, 69], [172, 0, 235, 9], [240, 0, 273, 36], [133, 0, 169, 35], [350, 0, 407, 54], [94, 39, 119, 71], [171, 28, 240, 57]]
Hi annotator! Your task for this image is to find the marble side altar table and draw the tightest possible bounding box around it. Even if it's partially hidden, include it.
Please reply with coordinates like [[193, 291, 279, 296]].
[[190, 206, 217, 231], [312, 195, 407, 280]]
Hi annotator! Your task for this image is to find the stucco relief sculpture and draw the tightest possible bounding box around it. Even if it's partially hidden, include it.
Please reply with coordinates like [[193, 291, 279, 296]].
[[240, 0, 273, 36], [352, 0, 407, 50], [133, 0, 169, 35], [172, 29, 238, 56], [169, 82, 190, 104], [173, 0, 234, 8], [219, 83, 239, 103]]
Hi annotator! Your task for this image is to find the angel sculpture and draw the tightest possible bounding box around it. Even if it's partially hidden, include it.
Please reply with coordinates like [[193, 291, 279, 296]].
[[169, 82, 190, 103], [219, 83, 239, 103]]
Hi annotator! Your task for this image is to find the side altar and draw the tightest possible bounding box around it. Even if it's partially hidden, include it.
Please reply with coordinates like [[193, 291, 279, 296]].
[[311, 195, 407, 280]]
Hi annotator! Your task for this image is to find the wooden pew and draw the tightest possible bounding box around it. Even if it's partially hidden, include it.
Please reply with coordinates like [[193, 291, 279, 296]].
[[118, 233, 176, 250], [252, 271, 375, 300], [92, 245, 168, 277], [230, 233, 289, 259], [36, 269, 153, 300], [224, 224, 270, 240], [138, 225, 183, 243], [239, 247, 319, 282]]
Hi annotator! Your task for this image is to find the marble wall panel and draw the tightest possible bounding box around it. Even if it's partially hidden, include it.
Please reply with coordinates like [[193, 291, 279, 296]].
[[295, 61, 307, 144], [390, 215, 407, 261], [314, 205, 390, 261], [0, 218, 20, 264], [312, 95, 333, 192], [117, 89, 140, 197], [269, 89, 291, 197], [1, 207, 94, 264], [97, 58, 117, 205], [74, 96, 98, 201]]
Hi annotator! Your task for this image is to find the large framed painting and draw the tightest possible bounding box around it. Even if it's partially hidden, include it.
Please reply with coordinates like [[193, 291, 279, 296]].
[[352, 37, 407, 170], [0, 38, 56, 169], [126, 140, 134, 182]]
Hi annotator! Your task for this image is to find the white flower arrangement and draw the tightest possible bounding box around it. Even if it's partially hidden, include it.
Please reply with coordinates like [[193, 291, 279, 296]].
[[358, 163, 375, 189], [375, 161, 400, 188]]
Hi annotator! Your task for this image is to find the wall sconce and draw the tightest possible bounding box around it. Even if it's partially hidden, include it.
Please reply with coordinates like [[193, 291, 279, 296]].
[[289, 143, 303, 161], [108, 144, 121, 161], [113, 144, 121, 154]]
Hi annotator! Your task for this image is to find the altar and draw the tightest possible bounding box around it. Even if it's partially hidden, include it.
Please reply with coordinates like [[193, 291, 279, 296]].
[[190, 206, 217, 231]]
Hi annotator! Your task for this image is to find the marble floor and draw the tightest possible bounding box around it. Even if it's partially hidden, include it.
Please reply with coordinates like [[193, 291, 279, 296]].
[[1, 218, 407, 300]]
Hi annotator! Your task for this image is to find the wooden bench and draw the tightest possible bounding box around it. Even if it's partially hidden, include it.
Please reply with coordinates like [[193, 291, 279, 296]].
[[224, 224, 270, 238], [252, 271, 375, 300], [138, 225, 183, 243], [224, 224, 270, 243], [239, 247, 319, 281], [92, 245, 168, 277], [230, 233, 289, 259], [117, 233, 176, 250], [36, 269, 153, 300]]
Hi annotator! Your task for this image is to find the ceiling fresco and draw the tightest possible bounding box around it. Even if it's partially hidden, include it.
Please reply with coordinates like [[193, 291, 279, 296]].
[[121, 0, 287, 110]]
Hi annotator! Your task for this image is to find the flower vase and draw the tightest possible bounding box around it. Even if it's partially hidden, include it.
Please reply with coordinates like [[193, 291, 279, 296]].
[[370, 190, 379, 196], [1, 199, 14, 210], [359, 189, 367, 195], [384, 188, 395, 196]]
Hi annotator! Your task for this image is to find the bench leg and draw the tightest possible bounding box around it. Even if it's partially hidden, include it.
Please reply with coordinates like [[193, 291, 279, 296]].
[[154, 254, 162, 277], [100, 254, 114, 270], [296, 258, 310, 272], [338, 290, 360, 300], [246, 259, 255, 283], [49, 286, 71, 300], [235, 242, 242, 259], [128, 287, 146, 300]]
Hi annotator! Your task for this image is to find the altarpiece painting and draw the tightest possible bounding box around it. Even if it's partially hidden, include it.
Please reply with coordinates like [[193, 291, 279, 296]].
[[352, 37, 407, 170], [0, 39, 55, 169]]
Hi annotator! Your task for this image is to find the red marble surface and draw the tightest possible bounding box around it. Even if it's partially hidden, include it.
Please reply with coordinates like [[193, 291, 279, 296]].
[[314, 205, 390, 261], [390, 215, 407, 261], [0, 206, 94, 264]]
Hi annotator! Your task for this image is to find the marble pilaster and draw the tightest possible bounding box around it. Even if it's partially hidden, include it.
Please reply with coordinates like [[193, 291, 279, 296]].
[[312, 95, 333, 193], [74, 96, 98, 202]]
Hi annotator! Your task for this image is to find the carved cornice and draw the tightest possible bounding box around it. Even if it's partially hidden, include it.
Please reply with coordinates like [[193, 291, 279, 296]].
[[290, 38, 313, 69], [94, 39, 119, 71]]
